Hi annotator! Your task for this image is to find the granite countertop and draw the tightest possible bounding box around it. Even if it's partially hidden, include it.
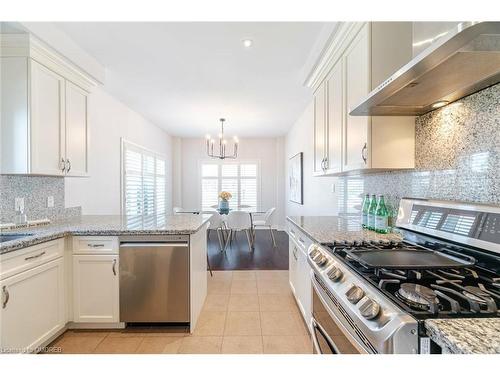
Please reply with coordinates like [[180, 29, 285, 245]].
[[286, 215, 402, 244], [0, 214, 211, 254], [425, 318, 500, 354]]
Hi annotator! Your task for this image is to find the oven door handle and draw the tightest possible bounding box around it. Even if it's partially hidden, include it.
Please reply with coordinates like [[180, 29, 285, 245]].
[[311, 317, 339, 354]]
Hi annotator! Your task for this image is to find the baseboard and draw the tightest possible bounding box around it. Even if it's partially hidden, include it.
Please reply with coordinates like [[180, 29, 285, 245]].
[[67, 322, 126, 329]]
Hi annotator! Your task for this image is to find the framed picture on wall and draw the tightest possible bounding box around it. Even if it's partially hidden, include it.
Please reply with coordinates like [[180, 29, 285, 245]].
[[289, 152, 303, 205]]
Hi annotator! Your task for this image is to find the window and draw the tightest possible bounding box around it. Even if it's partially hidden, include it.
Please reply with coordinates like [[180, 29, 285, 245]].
[[201, 162, 259, 211], [337, 176, 364, 214], [122, 140, 166, 227]]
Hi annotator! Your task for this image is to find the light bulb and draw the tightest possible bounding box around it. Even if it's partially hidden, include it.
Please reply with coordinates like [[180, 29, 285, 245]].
[[431, 100, 449, 109]]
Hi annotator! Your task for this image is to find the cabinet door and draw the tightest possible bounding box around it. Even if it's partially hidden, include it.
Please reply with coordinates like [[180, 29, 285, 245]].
[[73, 255, 119, 323], [30, 60, 65, 175], [297, 246, 312, 330], [1, 258, 65, 353], [313, 81, 327, 174], [65, 81, 89, 176], [343, 24, 371, 172], [326, 60, 343, 174], [288, 239, 299, 296]]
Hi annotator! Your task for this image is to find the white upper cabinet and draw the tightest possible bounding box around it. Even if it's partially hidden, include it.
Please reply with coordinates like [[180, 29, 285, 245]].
[[326, 59, 343, 174], [343, 24, 371, 172], [30, 60, 66, 175], [0, 34, 96, 176], [313, 81, 327, 174], [65, 81, 89, 176], [309, 22, 415, 175]]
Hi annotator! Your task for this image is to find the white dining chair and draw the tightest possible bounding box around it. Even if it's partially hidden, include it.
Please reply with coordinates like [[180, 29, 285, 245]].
[[252, 207, 277, 247], [202, 211, 225, 252], [224, 211, 253, 251]]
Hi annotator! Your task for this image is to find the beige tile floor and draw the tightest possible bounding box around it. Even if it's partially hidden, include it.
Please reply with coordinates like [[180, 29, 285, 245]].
[[47, 270, 312, 354]]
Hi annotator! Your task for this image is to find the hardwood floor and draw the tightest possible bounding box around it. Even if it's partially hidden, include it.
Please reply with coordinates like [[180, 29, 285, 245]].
[[207, 229, 289, 271]]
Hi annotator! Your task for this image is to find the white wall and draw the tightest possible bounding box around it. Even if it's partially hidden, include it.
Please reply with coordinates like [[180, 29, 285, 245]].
[[175, 137, 286, 228], [285, 101, 339, 217], [65, 87, 173, 215]]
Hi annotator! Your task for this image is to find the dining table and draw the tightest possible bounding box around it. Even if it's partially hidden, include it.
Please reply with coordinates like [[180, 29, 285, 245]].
[[176, 207, 266, 249]]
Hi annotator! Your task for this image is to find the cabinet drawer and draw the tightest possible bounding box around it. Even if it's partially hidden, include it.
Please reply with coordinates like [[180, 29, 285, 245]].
[[287, 223, 312, 251], [72, 236, 118, 254], [0, 239, 64, 280]]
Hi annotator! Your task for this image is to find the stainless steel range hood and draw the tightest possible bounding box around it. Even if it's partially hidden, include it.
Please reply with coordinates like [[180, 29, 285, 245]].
[[350, 22, 500, 116]]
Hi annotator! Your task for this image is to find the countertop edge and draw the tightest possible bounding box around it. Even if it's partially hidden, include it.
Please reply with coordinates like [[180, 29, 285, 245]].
[[286, 216, 321, 243], [0, 217, 210, 255], [425, 319, 500, 354]]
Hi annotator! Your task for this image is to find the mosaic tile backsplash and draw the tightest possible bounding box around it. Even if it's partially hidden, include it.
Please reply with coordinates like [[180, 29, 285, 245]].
[[338, 83, 500, 214], [0, 175, 81, 222]]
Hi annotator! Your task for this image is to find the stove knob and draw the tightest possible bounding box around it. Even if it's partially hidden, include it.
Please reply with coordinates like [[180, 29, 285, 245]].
[[345, 285, 365, 304], [315, 255, 328, 267], [358, 297, 381, 320], [327, 266, 343, 281], [311, 252, 322, 261], [309, 248, 319, 259]]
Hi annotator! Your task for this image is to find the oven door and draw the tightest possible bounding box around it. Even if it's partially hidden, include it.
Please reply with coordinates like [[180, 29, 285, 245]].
[[311, 273, 366, 354]]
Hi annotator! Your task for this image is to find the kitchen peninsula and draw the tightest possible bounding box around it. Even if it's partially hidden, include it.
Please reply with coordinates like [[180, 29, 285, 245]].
[[0, 214, 210, 353]]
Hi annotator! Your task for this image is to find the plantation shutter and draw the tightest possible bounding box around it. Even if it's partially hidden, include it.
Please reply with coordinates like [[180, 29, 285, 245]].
[[123, 141, 167, 225], [201, 161, 259, 211]]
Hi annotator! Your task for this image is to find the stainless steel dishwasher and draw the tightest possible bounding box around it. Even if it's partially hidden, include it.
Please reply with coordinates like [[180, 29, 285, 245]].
[[119, 235, 190, 323]]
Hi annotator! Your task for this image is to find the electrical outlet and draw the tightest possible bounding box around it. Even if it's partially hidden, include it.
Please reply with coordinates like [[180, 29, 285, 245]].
[[47, 196, 55, 208], [15, 197, 25, 211]]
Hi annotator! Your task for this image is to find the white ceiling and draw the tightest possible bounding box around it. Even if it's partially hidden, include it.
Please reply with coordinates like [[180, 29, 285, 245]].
[[56, 22, 326, 137]]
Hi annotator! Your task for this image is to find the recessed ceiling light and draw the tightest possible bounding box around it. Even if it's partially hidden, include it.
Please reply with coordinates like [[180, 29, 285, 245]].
[[242, 39, 253, 48], [431, 100, 449, 109]]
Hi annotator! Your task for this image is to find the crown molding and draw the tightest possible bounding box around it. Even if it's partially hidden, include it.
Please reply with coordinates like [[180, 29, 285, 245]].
[[1, 33, 100, 91], [304, 22, 367, 91]]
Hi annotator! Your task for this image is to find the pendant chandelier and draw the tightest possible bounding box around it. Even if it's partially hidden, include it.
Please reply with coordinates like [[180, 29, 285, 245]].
[[206, 118, 239, 159]]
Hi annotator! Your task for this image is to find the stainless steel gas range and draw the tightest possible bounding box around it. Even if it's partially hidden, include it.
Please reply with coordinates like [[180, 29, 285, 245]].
[[308, 198, 500, 354]]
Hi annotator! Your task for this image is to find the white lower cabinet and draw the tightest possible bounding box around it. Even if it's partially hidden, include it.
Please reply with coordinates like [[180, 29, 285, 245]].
[[288, 225, 312, 331], [72, 254, 119, 323], [0, 257, 65, 352], [296, 245, 312, 328], [289, 238, 300, 296]]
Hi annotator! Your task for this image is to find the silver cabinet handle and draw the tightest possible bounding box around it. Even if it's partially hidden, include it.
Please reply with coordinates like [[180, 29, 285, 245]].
[[112, 259, 117, 276], [324, 157, 329, 170], [298, 237, 305, 245], [88, 243, 105, 248], [361, 143, 368, 164], [60, 158, 66, 172], [2, 286, 9, 309], [66, 159, 71, 173], [293, 246, 298, 260], [24, 251, 46, 261]]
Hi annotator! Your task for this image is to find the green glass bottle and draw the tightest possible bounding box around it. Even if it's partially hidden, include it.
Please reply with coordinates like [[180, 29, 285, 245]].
[[361, 194, 370, 228], [367, 194, 377, 230], [375, 195, 389, 234]]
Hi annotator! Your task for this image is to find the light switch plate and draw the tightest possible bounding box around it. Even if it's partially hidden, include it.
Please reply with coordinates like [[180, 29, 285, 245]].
[[47, 196, 54, 208], [15, 197, 25, 211], [331, 183, 336, 193]]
